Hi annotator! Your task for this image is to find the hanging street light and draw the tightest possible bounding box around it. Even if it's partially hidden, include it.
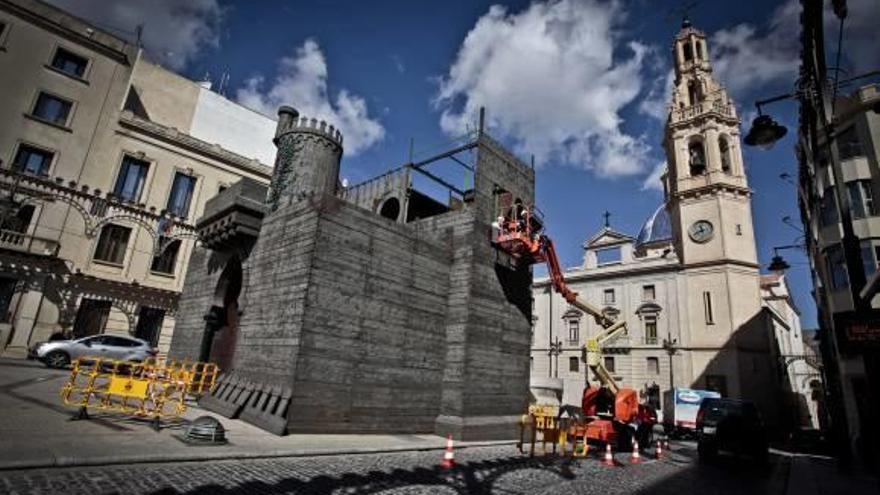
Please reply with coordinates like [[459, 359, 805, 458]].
[[744, 114, 788, 150]]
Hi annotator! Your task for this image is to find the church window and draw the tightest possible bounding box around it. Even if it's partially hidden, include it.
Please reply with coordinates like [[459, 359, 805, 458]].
[[703, 291, 714, 325], [604, 356, 615, 373], [603, 288, 616, 304], [736, 224, 742, 235], [647, 357, 660, 374], [569, 356, 579, 372], [644, 316, 658, 344], [719, 136, 732, 173], [696, 41, 703, 60], [643, 284, 655, 301], [819, 187, 839, 226], [826, 245, 848, 290], [596, 247, 621, 265], [847, 180, 876, 219], [568, 319, 579, 343], [688, 141, 706, 175]]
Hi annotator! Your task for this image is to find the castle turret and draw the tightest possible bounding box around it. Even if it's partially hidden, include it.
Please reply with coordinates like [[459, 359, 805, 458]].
[[268, 106, 344, 210]]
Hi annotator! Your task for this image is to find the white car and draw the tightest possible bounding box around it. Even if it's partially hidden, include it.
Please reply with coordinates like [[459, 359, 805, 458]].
[[34, 335, 157, 368]]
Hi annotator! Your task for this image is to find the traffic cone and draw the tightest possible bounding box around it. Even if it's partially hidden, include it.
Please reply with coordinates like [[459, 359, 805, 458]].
[[602, 443, 615, 467], [655, 440, 663, 459], [663, 438, 671, 451], [441, 435, 455, 468], [630, 440, 641, 464]]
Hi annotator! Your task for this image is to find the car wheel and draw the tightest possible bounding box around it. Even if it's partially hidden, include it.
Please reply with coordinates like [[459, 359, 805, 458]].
[[44, 350, 70, 369]]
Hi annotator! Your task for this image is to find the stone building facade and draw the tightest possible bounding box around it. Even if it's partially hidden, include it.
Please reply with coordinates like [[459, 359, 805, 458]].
[[531, 21, 812, 430], [168, 106, 535, 439], [0, 0, 273, 357]]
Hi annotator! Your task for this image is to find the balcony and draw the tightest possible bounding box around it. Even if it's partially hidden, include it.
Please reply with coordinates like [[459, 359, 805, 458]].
[[0, 229, 60, 256], [671, 99, 737, 123]]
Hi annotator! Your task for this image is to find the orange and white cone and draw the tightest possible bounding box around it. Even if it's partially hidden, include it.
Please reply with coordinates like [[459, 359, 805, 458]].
[[441, 435, 455, 468], [602, 444, 615, 466], [655, 440, 663, 459], [630, 440, 641, 464]]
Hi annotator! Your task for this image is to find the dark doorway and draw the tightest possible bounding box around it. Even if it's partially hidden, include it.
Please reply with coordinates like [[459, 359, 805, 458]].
[[73, 298, 111, 338], [208, 257, 243, 369], [135, 307, 165, 346]]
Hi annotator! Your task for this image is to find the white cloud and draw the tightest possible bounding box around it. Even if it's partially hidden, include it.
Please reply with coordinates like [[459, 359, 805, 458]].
[[390, 54, 406, 74], [641, 161, 667, 192], [710, 0, 880, 100], [45, 0, 223, 70], [236, 40, 385, 155], [435, 0, 651, 178], [710, 0, 801, 99], [639, 69, 674, 121]]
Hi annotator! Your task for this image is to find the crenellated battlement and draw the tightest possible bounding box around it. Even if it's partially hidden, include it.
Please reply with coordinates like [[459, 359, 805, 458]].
[[274, 106, 344, 148]]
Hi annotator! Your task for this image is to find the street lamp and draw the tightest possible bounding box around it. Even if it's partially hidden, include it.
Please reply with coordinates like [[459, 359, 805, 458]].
[[744, 113, 787, 150], [768, 244, 804, 273], [548, 338, 562, 379], [661, 332, 678, 391], [744, 71, 879, 315]]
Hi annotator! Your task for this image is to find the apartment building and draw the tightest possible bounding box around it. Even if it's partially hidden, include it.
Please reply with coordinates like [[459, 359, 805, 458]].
[[0, 0, 273, 357]]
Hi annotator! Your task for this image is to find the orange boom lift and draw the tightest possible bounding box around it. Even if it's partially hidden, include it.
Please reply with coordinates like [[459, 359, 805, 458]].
[[492, 202, 646, 448]]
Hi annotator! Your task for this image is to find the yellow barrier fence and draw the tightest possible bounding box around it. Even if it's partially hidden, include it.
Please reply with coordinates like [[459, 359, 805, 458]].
[[60, 357, 219, 429]]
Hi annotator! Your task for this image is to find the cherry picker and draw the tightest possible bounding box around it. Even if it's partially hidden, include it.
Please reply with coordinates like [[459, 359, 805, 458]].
[[493, 202, 656, 450]]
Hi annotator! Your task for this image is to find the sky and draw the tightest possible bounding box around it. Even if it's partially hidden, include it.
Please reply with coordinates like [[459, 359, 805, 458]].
[[48, 0, 880, 329]]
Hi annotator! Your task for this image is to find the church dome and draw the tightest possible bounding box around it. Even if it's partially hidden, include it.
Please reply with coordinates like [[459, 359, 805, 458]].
[[636, 204, 672, 248]]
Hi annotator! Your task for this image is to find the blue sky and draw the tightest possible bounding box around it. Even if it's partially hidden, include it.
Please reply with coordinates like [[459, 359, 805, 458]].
[[53, 0, 880, 329]]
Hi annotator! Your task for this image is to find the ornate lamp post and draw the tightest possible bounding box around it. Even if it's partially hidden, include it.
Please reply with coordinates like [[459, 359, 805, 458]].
[[661, 332, 678, 391]]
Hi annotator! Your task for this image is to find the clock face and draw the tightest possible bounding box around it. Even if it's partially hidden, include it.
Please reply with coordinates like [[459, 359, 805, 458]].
[[688, 220, 714, 243]]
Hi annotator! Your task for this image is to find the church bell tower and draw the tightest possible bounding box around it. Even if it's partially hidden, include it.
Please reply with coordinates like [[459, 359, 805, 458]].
[[664, 19, 757, 267], [663, 19, 763, 402]]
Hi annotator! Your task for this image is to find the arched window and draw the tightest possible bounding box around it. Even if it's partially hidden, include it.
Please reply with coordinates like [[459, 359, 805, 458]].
[[719, 136, 732, 173], [688, 140, 706, 176], [379, 197, 401, 221], [696, 41, 703, 60], [683, 42, 693, 62]]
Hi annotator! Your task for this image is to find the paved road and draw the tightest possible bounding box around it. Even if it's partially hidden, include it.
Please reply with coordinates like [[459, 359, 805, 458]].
[[0, 441, 790, 494]]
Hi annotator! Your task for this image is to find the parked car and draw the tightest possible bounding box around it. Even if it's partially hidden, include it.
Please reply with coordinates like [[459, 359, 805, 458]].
[[34, 335, 157, 369], [696, 398, 768, 463]]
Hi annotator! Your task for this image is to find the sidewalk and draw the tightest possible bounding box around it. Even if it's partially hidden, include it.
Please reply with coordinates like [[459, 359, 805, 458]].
[[784, 453, 879, 495], [0, 359, 514, 470]]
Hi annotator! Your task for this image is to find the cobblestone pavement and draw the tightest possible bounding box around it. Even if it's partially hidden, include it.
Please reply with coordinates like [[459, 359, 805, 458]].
[[0, 442, 790, 495]]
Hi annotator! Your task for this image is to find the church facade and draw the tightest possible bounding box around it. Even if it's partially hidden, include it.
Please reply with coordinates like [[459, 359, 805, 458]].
[[531, 21, 809, 429]]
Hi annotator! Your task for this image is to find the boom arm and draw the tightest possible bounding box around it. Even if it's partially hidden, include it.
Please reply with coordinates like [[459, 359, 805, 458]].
[[538, 235, 627, 394]]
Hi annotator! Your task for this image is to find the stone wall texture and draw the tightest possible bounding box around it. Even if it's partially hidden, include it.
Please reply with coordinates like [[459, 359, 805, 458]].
[[169, 132, 535, 439]]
